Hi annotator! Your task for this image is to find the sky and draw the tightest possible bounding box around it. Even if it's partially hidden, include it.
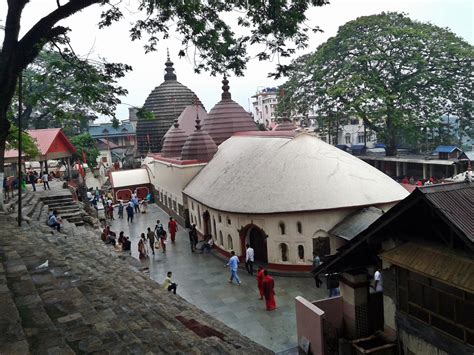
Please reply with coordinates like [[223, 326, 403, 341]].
[[2, 0, 473, 122]]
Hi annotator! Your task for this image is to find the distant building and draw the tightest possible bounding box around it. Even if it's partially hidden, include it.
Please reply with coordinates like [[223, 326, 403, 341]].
[[88, 121, 135, 166], [250, 87, 279, 127]]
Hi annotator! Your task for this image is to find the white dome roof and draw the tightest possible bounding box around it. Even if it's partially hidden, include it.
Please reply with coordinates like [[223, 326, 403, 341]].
[[183, 133, 409, 214]]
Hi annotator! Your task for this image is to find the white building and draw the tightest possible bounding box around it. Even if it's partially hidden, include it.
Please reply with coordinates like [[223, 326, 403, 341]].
[[250, 87, 279, 127]]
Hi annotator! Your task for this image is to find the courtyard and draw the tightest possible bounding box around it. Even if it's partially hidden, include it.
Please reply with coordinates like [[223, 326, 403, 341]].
[[108, 204, 326, 353]]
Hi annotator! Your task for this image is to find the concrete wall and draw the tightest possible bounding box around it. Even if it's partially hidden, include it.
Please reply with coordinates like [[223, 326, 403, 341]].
[[400, 330, 448, 355], [295, 296, 325, 355], [313, 296, 344, 330]]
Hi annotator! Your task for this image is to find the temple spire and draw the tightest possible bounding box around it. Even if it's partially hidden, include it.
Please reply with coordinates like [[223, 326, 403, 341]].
[[221, 75, 231, 100], [164, 49, 177, 81]]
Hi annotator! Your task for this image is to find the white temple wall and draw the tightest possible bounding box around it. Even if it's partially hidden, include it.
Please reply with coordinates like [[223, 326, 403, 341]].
[[187, 198, 398, 266], [149, 159, 205, 208]]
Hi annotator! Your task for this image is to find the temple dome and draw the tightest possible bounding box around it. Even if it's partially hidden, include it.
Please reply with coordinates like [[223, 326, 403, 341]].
[[164, 105, 208, 138], [161, 120, 188, 158], [202, 77, 257, 145], [273, 119, 296, 131], [183, 133, 409, 214], [136, 55, 204, 154], [181, 114, 218, 162]]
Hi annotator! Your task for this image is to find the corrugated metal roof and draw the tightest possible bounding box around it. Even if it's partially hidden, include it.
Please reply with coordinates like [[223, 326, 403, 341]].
[[88, 122, 135, 138], [419, 182, 474, 241], [110, 169, 150, 188], [434, 145, 460, 153], [380, 242, 474, 292], [330, 207, 383, 241]]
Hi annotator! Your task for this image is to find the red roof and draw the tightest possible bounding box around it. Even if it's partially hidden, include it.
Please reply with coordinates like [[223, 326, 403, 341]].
[[27, 128, 76, 156], [4, 128, 76, 160]]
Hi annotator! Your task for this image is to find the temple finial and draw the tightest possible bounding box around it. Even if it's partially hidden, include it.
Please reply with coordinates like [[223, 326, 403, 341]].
[[164, 49, 177, 81], [221, 75, 231, 100]]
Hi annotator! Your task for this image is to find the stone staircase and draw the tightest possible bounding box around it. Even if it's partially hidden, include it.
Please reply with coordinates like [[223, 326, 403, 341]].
[[40, 194, 84, 226], [0, 215, 270, 354]]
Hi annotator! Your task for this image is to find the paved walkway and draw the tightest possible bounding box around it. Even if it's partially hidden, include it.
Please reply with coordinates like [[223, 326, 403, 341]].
[[109, 204, 327, 353]]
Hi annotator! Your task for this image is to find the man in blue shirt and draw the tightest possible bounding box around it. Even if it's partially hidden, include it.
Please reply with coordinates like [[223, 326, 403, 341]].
[[226, 251, 241, 285]]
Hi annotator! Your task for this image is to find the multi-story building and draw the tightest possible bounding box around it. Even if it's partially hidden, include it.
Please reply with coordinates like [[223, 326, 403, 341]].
[[251, 87, 279, 127]]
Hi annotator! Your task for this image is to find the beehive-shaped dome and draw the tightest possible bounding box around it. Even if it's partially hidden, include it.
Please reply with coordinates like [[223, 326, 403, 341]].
[[273, 119, 296, 131], [202, 77, 257, 145], [161, 119, 188, 158], [181, 114, 218, 162], [136, 54, 204, 154]]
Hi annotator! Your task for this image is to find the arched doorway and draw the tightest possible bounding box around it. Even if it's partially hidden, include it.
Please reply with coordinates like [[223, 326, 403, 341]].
[[239, 224, 268, 263], [203, 210, 211, 237]]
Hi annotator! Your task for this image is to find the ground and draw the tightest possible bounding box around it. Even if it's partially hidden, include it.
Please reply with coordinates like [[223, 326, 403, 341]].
[[108, 204, 327, 353]]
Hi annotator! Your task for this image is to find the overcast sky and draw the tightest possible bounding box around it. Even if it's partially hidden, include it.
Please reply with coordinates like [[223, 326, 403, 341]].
[[3, 0, 473, 122]]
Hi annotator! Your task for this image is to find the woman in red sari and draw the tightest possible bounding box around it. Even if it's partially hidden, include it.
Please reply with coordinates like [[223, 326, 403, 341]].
[[256, 266, 265, 300], [262, 270, 276, 311]]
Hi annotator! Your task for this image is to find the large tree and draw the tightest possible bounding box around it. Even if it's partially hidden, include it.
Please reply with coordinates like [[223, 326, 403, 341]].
[[0, 0, 328, 206], [9, 49, 130, 136], [279, 12, 473, 155]]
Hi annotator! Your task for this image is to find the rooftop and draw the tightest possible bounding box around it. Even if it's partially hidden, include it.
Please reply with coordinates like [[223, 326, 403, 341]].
[[88, 122, 135, 138], [184, 133, 409, 214]]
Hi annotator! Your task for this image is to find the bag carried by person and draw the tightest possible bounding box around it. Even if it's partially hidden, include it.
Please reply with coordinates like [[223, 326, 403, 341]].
[[155, 240, 161, 249]]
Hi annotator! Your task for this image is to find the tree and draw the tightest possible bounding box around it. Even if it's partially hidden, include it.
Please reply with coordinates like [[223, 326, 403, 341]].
[[9, 49, 130, 136], [70, 133, 99, 169], [0, 0, 328, 207], [280, 12, 473, 155], [6, 124, 40, 158]]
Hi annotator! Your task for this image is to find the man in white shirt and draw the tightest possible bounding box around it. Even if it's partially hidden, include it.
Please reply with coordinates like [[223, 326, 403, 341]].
[[374, 269, 383, 292], [245, 243, 255, 275], [42, 171, 50, 190]]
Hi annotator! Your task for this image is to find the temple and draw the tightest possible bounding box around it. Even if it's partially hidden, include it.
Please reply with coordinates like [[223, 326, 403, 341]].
[[140, 74, 409, 271]]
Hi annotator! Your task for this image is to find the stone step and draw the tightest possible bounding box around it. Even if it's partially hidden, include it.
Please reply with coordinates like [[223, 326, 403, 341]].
[[31, 200, 44, 221], [41, 196, 74, 203]]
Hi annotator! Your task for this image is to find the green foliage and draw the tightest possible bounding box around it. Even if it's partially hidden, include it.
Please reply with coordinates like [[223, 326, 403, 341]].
[[6, 124, 40, 158], [280, 12, 473, 155], [69, 133, 99, 169], [135, 107, 155, 120], [10, 49, 131, 135]]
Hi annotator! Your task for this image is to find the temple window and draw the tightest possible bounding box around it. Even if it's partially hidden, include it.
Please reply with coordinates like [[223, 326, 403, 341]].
[[218, 214, 222, 223], [219, 231, 223, 246], [279, 222, 286, 235], [298, 245, 305, 261], [280, 243, 288, 262], [227, 217, 232, 225], [191, 202, 194, 210], [297, 221, 303, 234], [227, 234, 233, 250]]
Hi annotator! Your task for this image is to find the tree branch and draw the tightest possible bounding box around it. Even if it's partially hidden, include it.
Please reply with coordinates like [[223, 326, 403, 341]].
[[16, 0, 103, 71]]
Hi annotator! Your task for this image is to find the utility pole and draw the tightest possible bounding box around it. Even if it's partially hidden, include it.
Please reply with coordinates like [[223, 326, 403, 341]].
[[17, 72, 22, 226]]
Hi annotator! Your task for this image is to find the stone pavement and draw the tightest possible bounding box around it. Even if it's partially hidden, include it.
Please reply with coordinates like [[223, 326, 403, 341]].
[[0, 207, 270, 353], [109, 204, 327, 353]]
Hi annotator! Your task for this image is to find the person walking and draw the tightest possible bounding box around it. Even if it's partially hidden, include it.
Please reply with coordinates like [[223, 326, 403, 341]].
[[189, 224, 198, 252], [42, 171, 50, 190], [138, 233, 148, 260], [126, 203, 134, 223], [312, 252, 322, 288], [132, 195, 139, 213], [225, 251, 241, 285], [118, 201, 124, 219], [147, 227, 156, 256], [245, 243, 254, 275], [163, 271, 177, 294], [158, 228, 167, 253], [28, 171, 36, 192], [256, 266, 265, 300], [168, 217, 178, 243], [262, 270, 276, 311]]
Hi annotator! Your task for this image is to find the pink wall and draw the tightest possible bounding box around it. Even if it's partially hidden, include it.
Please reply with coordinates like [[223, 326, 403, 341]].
[[313, 296, 344, 330], [295, 296, 325, 355]]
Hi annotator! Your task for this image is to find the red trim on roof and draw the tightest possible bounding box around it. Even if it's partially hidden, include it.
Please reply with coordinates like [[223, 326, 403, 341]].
[[148, 153, 208, 165]]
